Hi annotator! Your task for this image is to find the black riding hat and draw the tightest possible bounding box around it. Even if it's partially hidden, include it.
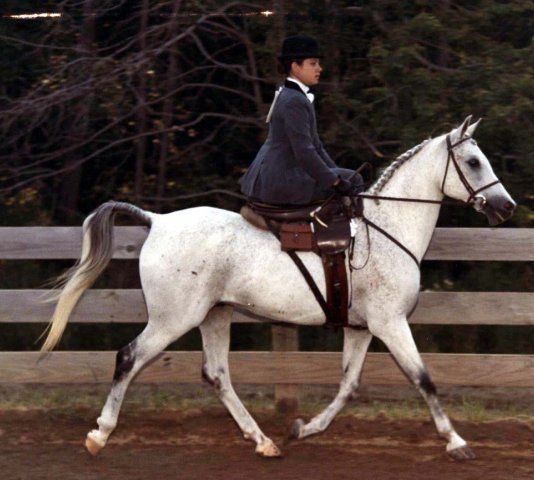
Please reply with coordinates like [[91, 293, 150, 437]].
[[277, 35, 323, 60]]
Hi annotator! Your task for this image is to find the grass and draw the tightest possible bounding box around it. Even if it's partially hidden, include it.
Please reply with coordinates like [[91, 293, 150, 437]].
[[0, 384, 532, 423]]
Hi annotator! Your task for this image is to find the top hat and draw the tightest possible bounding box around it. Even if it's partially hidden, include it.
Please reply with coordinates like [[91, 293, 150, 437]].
[[277, 35, 323, 60]]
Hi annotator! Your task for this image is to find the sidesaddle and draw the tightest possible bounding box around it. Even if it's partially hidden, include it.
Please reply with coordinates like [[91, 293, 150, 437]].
[[240, 195, 364, 329]]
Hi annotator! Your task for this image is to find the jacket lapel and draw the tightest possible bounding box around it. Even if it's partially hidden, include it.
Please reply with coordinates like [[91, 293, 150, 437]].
[[284, 79, 316, 120]]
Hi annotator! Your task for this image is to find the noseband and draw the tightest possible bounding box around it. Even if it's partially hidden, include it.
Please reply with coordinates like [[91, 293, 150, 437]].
[[441, 134, 501, 207]]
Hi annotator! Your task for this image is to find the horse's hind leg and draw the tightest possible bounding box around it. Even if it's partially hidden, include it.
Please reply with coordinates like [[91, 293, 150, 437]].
[[292, 328, 372, 439], [85, 319, 195, 455], [370, 316, 475, 460], [200, 306, 281, 457]]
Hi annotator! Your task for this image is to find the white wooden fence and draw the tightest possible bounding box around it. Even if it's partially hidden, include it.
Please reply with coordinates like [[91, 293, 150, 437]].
[[0, 227, 532, 400]]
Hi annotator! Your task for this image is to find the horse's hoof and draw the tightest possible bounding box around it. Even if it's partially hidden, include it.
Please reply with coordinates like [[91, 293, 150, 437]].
[[256, 440, 282, 458], [448, 445, 476, 461], [290, 418, 305, 440], [85, 431, 105, 456]]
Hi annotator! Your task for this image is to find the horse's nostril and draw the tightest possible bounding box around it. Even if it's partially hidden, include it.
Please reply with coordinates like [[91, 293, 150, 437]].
[[503, 201, 516, 212]]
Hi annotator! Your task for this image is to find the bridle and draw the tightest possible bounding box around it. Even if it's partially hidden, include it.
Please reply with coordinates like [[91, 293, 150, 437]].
[[440, 134, 501, 209], [351, 133, 502, 269], [359, 133, 501, 208]]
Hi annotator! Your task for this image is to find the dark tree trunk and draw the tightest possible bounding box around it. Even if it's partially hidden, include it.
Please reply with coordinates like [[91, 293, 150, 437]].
[[437, 0, 451, 69], [56, 0, 95, 223], [134, 0, 150, 204], [155, 0, 182, 212]]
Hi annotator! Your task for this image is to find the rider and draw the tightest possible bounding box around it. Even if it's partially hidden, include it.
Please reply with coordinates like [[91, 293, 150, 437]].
[[239, 34, 363, 206]]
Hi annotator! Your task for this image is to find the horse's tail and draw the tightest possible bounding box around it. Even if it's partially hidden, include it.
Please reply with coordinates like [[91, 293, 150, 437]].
[[40, 201, 153, 352]]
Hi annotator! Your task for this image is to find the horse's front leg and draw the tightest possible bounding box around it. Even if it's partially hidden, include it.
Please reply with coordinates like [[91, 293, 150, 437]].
[[369, 316, 475, 460], [292, 328, 372, 439]]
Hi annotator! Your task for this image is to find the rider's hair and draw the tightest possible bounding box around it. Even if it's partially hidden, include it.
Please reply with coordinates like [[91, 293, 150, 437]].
[[369, 138, 432, 201], [277, 58, 304, 76]]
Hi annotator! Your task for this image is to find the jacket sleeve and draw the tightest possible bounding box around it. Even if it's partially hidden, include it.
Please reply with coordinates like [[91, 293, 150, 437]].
[[318, 140, 337, 168], [283, 97, 338, 189]]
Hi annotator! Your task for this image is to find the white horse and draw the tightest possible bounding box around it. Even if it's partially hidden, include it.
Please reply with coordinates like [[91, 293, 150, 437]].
[[41, 115, 515, 460]]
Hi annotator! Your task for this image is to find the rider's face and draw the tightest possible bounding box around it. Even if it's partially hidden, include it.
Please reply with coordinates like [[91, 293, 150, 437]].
[[291, 58, 322, 86]]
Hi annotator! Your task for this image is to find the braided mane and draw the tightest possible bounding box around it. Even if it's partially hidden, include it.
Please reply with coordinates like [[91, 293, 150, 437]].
[[368, 137, 432, 197]]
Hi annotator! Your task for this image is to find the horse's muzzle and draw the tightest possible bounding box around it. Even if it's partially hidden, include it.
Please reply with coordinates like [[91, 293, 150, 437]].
[[480, 196, 517, 226]]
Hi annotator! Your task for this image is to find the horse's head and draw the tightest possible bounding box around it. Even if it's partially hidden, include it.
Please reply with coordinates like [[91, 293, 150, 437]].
[[440, 115, 516, 225]]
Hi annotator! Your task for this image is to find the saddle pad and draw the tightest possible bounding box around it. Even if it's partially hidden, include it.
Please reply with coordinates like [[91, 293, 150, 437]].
[[280, 223, 314, 251]]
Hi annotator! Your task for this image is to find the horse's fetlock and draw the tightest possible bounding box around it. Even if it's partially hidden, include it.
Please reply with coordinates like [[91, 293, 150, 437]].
[[316, 418, 328, 432], [446, 432, 467, 451], [97, 416, 116, 433]]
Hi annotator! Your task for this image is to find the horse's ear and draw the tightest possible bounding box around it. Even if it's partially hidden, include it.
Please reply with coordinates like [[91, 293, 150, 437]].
[[465, 117, 482, 137], [450, 115, 472, 143], [459, 115, 472, 136]]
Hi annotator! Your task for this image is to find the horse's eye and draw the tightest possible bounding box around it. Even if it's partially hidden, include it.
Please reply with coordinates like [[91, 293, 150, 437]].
[[467, 157, 480, 167]]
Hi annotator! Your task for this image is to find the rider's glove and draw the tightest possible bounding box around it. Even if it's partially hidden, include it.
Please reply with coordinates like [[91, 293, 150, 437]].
[[334, 177, 359, 196]]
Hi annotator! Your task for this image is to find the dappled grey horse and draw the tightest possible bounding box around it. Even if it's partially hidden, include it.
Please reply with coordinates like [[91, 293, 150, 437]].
[[41, 116, 515, 460]]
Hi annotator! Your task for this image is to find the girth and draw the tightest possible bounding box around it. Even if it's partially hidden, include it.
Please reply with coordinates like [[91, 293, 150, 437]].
[[241, 198, 360, 329]]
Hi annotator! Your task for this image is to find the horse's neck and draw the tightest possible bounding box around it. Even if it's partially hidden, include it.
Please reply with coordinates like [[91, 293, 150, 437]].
[[366, 141, 445, 261]]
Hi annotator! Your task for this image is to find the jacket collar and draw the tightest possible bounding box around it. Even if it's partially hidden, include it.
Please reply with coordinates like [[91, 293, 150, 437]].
[[287, 76, 310, 93], [284, 78, 308, 97]]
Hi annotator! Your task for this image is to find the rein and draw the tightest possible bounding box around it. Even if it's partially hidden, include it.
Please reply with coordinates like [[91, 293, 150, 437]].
[[357, 193, 466, 206], [353, 133, 501, 269]]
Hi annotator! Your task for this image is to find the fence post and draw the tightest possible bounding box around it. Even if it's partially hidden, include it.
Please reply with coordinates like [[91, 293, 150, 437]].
[[271, 324, 299, 413]]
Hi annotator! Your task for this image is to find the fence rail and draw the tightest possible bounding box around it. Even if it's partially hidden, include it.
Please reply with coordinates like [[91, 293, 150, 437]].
[[0, 227, 532, 397], [1, 290, 533, 325], [2, 352, 533, 386], [0, 227, 532, 260]]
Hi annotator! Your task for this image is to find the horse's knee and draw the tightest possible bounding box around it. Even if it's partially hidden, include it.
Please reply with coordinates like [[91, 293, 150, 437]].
[[113, 340, 137, 383], [347, 380, 360, 396], [201, 363, 225, 391]]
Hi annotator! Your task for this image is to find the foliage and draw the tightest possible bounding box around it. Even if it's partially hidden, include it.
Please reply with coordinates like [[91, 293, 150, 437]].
[[0, 0, 532, 353]]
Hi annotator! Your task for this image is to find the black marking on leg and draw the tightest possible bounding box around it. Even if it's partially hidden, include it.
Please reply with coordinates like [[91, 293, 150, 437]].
[[344, 362, 351, 374], [113, 340, 136, 383], [201, 363, 210, 384], [419, 370, 437, 396], [201, 363, 221, 390]]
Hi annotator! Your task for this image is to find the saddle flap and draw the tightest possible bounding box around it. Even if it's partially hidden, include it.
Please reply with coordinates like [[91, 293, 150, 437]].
[[280, 222, 314, 251], [314, 215, 352, 255]]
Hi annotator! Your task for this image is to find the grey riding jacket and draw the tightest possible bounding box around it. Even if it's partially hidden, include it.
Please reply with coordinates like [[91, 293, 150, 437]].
[[239, 80, 340, 205]]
